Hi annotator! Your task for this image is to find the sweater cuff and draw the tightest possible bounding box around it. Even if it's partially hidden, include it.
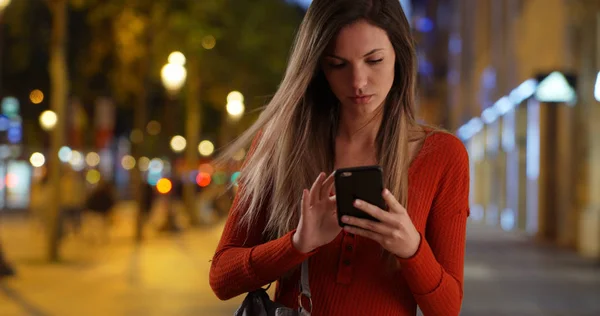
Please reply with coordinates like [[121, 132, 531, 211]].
[[396, 233, 443, 295], [250, 230, 315, 281]]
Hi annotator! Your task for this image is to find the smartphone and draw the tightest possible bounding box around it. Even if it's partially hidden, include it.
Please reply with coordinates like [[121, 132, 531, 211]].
[[334, 165, 386, 227]]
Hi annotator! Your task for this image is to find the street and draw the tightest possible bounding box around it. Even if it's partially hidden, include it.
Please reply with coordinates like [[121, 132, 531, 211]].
[[0, 203, 599, 315]]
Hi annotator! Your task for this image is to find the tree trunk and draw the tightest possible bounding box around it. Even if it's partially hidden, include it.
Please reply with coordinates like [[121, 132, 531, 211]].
[[184, 55, 201, 226], [47, 0, 69, 262], [132, 7, 153, 243]]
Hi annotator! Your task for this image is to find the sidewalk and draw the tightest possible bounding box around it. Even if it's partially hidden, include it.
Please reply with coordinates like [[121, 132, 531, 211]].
[[2, 204, 599, 315], [0, 202, 242, 316], [462, 223, 600, 315]]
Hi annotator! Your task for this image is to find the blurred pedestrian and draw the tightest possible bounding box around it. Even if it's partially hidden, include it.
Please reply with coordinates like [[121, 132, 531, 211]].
[[141, 182, 155, 224], [59, 168, 86, 238], [209, 1, 469, 315], [0, 242, 15, 279], [85, 179, 116, 244], [29, 173, 50, 234]]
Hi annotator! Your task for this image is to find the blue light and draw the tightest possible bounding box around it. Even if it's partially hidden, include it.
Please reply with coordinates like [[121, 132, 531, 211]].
[[231, 171, 241, 185], [7, 126, 22, 144], [415, 17, 434, 32], [0, 115, 9, 131]]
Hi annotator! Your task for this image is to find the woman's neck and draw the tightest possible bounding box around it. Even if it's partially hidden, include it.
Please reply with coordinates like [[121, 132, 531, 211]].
[[337, 106, 383, 145]]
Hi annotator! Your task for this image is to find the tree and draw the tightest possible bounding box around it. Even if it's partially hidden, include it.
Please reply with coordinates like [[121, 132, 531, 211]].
[[47, 0, 69, 261]]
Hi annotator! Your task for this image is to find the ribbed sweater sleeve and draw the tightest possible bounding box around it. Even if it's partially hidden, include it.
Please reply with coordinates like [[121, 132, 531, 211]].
[[397, 134, 470, 315], [209, 134, 313, 301], [209, 195, 312, 300]]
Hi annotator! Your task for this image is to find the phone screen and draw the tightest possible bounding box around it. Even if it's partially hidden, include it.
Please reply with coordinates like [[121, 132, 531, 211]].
[[334, 165, 386, 227]]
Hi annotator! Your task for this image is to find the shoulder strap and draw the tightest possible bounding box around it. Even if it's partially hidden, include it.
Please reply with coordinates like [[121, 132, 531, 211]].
[[298, 260, 312, 314]]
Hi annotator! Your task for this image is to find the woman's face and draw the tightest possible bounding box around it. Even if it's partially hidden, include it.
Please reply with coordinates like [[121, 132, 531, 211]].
[[322, 19, 396, 114]]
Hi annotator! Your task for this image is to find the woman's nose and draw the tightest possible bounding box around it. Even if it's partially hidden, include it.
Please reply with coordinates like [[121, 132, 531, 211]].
[[351, 66, 368, 92]]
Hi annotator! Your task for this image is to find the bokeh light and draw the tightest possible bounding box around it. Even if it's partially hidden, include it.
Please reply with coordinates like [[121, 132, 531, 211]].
[[138, 156, 150, 171], [121, 155, 136, 170], [233, 148, 246, 161], [86, 152, 100, 167], [146, 121, 161, 135], [149, 158, 164, 173], [202, 35, 216, 50], [130, 129, 143, 143], [156, 178, 172, 194], [39, 110, 58, 131], [58, 146, 72, 163], [86, 169, 101, 184], [69, 151, 85, 171], [212, 171, 227, 185], [5, 173, 18, 189], [196, 172, 211, 187], [231, 171, 241, 185], [30, 152, 45, 167], [170, 135, 187, 153], [227, 91, 244, 103], [168, 51, 186, 66], [29, 89, 44, 104], [198, 163, 214, 175], [198, 140, 214, 156]]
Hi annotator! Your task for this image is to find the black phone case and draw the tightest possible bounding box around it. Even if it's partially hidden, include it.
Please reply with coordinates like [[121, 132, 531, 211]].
[[334, 165, 386, 227]]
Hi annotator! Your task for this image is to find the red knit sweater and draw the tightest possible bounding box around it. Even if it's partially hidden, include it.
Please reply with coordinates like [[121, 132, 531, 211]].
[[210, 132, 470, 315]]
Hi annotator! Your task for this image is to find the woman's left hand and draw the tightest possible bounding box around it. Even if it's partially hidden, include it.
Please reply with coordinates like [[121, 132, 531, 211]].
[[340, 189, 421, 259]]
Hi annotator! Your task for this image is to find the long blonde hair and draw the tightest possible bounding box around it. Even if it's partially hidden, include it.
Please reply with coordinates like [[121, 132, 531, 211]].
[[219, 0, 421, 240]]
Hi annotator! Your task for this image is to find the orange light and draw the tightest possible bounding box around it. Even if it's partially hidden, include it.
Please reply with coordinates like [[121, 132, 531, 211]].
[[156, 178, 172, 194], [198, 163, 214, 175], [5, 173, 18, 189], [196, 172, 211, 187]]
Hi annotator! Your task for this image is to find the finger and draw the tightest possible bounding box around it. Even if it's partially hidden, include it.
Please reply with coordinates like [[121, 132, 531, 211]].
[[301, 189, 309, 214], [309, 172, 325, 204], [343, 225, 382, 243], [340, 215, 393, 236], [328, 195, 336, 203], [382, 189, 407, 215], [353, 199, 394, 223], [320, 172, 335, 201]]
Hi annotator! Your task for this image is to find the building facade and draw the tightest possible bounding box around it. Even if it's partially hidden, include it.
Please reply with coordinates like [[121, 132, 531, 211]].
[[415, 0, 600, 259]]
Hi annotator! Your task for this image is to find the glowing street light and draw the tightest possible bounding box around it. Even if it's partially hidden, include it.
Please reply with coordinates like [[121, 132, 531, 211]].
[[30, 152, 45, 167], [39, 110, 58, 131], [168, 51, 186, 66], [226, 91, 245, 120], [198, 140, 214, 156], [0, 0, 12, 12], [170, 135, 187, 153], [161, 52, 187, 95]]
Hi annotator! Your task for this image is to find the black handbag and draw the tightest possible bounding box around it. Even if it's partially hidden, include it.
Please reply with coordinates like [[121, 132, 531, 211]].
[[234, 260, 312, 316]]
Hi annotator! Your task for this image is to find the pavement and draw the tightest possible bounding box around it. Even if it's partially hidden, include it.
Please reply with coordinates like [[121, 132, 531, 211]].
[[0, 202, 598, 316]]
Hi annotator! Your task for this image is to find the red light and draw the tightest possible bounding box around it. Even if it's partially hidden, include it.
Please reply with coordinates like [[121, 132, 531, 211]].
[[196, 172, 211, 187]]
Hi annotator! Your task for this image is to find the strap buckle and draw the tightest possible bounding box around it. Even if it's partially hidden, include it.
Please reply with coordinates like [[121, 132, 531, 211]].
[[297, 292, 313, 313]]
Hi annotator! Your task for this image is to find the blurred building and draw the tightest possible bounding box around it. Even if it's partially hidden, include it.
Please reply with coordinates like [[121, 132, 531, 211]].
[[417, 0, 600, 259]]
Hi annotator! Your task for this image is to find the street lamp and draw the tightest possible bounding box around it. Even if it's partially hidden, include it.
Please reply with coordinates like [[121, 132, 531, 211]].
[[39, 110, 58, 131], [0, 0, 11, 13], [226, 91, 245, 120], [170, 135, 186, 153], [161, 52, 187, 96], [159, 51, 187, 233]]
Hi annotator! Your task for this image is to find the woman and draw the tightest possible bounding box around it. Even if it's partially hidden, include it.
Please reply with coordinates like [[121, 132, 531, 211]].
[[210, 0, 469, 315]]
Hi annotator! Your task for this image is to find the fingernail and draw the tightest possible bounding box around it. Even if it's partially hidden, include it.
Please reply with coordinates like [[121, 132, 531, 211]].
[[341, 216, 348, 222], [383, 189, 390, 195], [354, 200, 362, 206]]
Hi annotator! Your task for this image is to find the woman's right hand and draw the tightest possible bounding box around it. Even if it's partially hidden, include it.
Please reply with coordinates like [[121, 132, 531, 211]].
[[292, 172, 341, 253]]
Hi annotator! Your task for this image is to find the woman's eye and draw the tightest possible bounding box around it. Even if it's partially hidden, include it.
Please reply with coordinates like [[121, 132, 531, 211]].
[[367, 59, 384, 65], [329, 63, 345, 69]]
